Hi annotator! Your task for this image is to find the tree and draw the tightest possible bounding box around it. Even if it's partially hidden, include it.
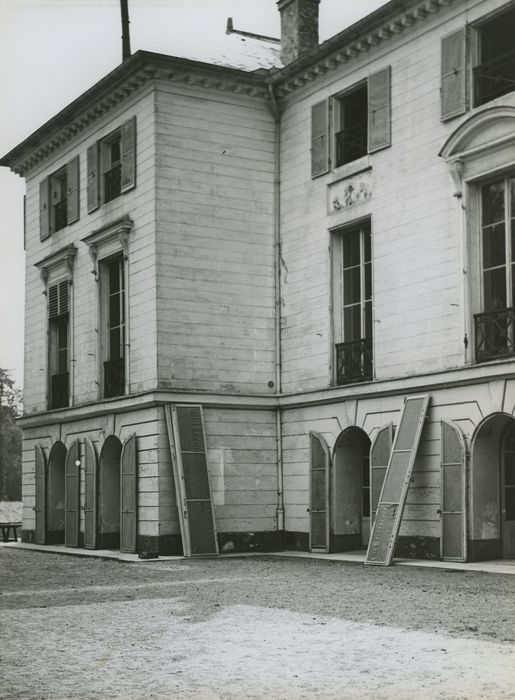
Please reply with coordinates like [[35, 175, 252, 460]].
[[0, 369, 22, 501]]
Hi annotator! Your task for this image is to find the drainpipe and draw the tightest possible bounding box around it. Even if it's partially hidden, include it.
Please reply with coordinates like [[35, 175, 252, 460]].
[[268, 83, 284, 535]]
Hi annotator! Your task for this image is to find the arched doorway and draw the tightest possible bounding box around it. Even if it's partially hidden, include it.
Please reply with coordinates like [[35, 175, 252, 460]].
[[332, 427, 371, 551], [47, 441, 66, 544], [98, 435, 122, 550], [471, 413, 515, 560]]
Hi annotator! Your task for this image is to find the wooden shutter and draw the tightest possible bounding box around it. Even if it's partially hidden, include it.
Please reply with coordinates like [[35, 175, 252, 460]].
[[311, 100, 329, 178], [34, 444, 47, 544], [87, 143, 99, 212], [165, 404, 218, 557], [84, 438, 97, 549], [120, 433, 138, 553], [309, 432, 330, 552], [365, 395, 430, 566], [48, 280, 69, 319], [66, 156, 80, 224], [370, 424, 394, 524], [441, 28, 467, 121], [120, 117, 136, 193], [368, 66, 391, 153], [440, 421, 467, 561], [39, 179, 50, 241], [65, 439, 80, 547]]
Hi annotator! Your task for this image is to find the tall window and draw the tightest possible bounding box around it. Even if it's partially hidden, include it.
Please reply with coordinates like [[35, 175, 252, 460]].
[[474, 6, 515, 107], [103, 256, 126, 398], [333, 221, 373, 384], [48, 279, 69, 409], [475, 174, 515, 362], [335, 84, 368, 167]]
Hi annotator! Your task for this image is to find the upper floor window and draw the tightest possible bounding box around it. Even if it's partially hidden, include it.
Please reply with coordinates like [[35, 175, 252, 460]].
[[87, 117, 136, 213], [332, 220, 373, 384], [475, 173, 515, 362], [101, 254, 126, 398], [39, 157, 79, 241], [311, 67, 391, 178], [48, 279, 70, 409], [441, 5, 515, 120]]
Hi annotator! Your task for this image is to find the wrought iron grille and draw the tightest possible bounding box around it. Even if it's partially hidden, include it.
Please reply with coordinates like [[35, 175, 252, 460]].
[[474, 49, 515, 105], [335, 124, 367, 166], [51, 373, 69, 409], [104, 358, 125, 398], [104, 164, 122, 203], [474, 307, 515, 362], [54, 200, 67, 232], [335, 338, 373, 385]]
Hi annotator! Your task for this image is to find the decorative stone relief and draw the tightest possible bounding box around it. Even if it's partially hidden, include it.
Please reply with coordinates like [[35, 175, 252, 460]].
[[328, 170, 372, 214]]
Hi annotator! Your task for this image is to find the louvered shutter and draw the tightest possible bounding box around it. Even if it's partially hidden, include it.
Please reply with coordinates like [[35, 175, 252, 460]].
[[65, 440, 80, 547], [48, 280, 69, 318], [311, 100, 329, 178], [67, 156, 80, 224], [440, 421, 467, 561], [84, 438, 97, 549], [441, 28, 467, 120], [120, 433, 137, 553], [87, 143, 99, 212], [368, 66, 391, 153], [370, 424, 393, 524], [40, 179, 50, 241], [120, 117, 136, 193], [34, 444, 47, 544], [310, 432, 330, 552]]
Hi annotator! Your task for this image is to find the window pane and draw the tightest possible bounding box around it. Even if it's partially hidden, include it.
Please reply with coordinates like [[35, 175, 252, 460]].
[[110, 327, 121, 359], [482, 180, 504, 226], [484, 267, 507, 311], [364, 227, 371, 263], [109, 261, 120, 294], [344, 266, 361, 305], [482, 223, 506, 269], [364, 300, 372, 339], [364, 261, 372, 300], [344, 304, 361, 341], [110, 140, 121, 165], [109, 292, 120, 327], [343, 230, 360, 268]]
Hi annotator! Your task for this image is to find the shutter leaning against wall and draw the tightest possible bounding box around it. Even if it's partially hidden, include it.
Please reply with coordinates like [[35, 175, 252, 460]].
[[368, 66, 391, 153], [87, 143, 99, 212], [311, 100, 329, 178], [441, 28, 467, 121], [39, 179, 50, 241], [120, 117, 136, 193], [66, 156, 80, 224]]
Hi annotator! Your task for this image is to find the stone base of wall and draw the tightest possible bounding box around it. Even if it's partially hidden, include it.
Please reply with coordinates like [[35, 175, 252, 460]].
[[46, 530, 65, 545], [217, 530, 283, 554], [331, 533, 361, 552], [21, 529, 35, 543], [467, 538, 501, 561], [395, 536, 440, 560], [284, 531, 309, 551]]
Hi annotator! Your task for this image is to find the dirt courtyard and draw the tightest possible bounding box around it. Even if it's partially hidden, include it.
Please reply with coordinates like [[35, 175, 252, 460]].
[[0, 549, 514, 700]]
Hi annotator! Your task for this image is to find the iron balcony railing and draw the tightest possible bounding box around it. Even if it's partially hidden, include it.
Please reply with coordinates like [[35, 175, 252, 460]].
[[104, 358, 125, 398], [335, 124, 368, 167], [54, 200, 68, 232], [50, 372, 69, 409], [335, 338, 373, 385], [474, 48, 515, 105], [104, 164, 122, 203], [474, 307, 515, 362]]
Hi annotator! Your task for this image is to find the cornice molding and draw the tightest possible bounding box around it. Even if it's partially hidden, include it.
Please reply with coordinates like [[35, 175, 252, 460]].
[[270, 0, 456, 98]]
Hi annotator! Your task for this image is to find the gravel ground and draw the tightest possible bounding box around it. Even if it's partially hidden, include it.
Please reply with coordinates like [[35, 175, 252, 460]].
[[0, 548, 514, 699]]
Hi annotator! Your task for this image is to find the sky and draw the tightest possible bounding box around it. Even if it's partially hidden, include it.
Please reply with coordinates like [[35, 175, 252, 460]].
[[0, 0, 388, 389]]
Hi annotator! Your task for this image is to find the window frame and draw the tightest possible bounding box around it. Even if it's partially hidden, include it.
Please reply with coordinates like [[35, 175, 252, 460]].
[[333, 81, 369, 169]]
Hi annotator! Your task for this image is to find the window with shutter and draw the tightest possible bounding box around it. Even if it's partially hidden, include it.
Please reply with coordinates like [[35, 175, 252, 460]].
[[90, 117, 137, 208], [473, 6, 515, 107], [100, 254, 126, 398], [39, 158, 80, 239]]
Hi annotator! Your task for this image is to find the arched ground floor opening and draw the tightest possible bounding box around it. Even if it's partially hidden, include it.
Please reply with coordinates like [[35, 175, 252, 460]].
[[47, 441, 66, 544], [98, 435, 122, 550]]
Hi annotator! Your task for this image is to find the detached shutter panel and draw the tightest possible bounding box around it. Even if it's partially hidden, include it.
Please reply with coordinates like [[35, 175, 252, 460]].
[[67, 156, 80, 224], [441, 28, 467, 120], [120, 433, 137, 553], [87, 143, 99, 212], [368, 66, 391, 152], [370, 424, 393, 524], [441, 421, 466, 561], [40, 179, 50, 241], [84, 438, 97, 549], [311, 100, 329, 178], [310, 432, 330, 552], [120, 117, 136, 193], [65, 440, 80, 547], [34, 444, 47, 544]]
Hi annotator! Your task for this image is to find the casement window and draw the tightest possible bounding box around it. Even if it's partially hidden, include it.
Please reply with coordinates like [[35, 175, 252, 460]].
[[311, 67, 391, 177], [474, 173, 515, 362], [100, 254, 126, 398], [87, 117, 136, 212], [39, 157, 79, 240], [332, 220, 373, 384], [48, 279, 70, 409], [441, 5, 515, 120]]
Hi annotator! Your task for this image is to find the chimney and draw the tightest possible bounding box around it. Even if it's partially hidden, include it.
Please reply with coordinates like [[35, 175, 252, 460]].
[[277, 0, 320, 64]]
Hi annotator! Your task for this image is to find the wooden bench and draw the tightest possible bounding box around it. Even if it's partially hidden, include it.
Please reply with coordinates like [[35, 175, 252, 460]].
[[0, 523, 21, 542]]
